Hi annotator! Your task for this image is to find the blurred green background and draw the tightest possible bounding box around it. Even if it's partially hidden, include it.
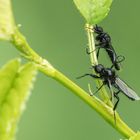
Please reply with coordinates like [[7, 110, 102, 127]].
[[0, 0, 140, 139]]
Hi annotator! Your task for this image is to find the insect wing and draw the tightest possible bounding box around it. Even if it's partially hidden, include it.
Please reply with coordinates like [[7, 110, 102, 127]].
[[115, 77, 140, 100]]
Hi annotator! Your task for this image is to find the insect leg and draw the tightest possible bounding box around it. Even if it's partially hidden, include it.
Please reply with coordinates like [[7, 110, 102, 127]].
[[93, 83, 105, 95], [95, 43, 102, 46], [96, 47, 101, 58], [110, 55, 125, 70], [113, 90, 120, 125], [95, 43, 100, 46], [107, 80, 118, 124], [105, 47, 114, 52], [77, 73, 100, 79], [113, 90, 120, 111], [116, 55, 125, 63], [110, 64, 115, 69], [86, 47, 99, 55], [108, 80, 114, 104], [86, 48, 91, 54], [88, 83, 105, 96]]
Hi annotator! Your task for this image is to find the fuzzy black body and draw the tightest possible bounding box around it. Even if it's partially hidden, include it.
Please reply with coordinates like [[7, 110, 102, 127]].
[[94, 25, 121, 70]]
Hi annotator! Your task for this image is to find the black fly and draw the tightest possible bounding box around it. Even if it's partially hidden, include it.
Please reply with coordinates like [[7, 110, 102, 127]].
[[87, 25, 125, 70], [77, 64, 140, 111]]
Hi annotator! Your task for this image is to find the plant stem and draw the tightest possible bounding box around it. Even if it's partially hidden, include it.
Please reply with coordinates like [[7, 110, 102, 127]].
[[11, 29, 136, 138], [86, 24, 98, 65], [53, 70, 135, 138], [11, 29, 56, 77], [85, 24, 112, 106]]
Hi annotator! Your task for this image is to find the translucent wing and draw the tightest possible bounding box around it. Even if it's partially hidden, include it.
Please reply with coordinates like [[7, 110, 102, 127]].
[[115, 77, 140, 100]]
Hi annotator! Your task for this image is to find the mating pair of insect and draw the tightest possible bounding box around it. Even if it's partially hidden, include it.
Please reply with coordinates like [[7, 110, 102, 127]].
[[78, 25, 140, 114]]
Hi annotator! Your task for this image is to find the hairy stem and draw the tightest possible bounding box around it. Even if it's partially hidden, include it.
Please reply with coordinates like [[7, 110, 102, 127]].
[[10, 28, 136, 138]]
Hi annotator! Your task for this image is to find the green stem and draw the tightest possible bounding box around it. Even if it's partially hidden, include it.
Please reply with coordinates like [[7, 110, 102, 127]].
[[11, 29, 55, 77], [11, 29, 136, 138], [52, 69, 135, 139], [85, 24, 112, 106], [86, 24, 98, 65]]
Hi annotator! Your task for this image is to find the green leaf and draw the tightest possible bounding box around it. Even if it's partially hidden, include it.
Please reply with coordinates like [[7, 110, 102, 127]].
[[129, 132, 140, 140], [0, 59, 37, 140], [73, 0, 113, 24], [0, 0, 16, 41]]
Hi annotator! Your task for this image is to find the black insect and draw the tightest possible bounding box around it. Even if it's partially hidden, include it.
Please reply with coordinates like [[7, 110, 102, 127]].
[[87, 25, 125, 70], [77, 64, 140, 111]]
